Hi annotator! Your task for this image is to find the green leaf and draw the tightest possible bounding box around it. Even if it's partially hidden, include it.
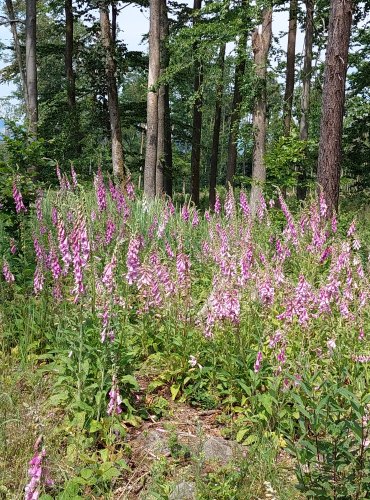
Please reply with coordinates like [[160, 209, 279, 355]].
[[243, 434, 258, 446], [80, 468, 93, 480], [170, 383, 181, 400], [236, 428, 248, 443], [121, 374, 140, 390], [89, 420, 102, 433]]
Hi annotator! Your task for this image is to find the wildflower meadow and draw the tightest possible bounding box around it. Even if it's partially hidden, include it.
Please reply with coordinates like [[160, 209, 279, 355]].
[[1, 169, 369, 499]]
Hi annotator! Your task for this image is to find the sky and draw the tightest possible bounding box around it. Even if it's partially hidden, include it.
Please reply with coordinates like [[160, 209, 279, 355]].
[[0, 3, 304, 109]]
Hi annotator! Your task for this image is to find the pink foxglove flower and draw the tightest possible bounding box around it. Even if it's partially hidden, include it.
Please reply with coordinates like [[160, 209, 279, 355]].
[[57, 219, 71, 275], [327, 338, 336, 353], [225, 190, 235, 219], [25, 438, 52, 500], [10, 238, 17, 255], [239, 191, 250, 218], [126, 235, 144, 284], [214, 193, 221, 215], [107, 376, 123, 415], [181, 205, 189, 222], [34, 264, 44, 295], [51, 207, 58, 226], [12, 182, 27, 214], [347, 220, 356, 237], [94, 168, 107, 212], [35, 192, 43, 222], [71, 165, 78, 189], [192, 210, 199, 227], [254, 351, 263, 373], [2, 260, 15, 283], [126, 179, 135, 200], [105, 218, 116, 245]]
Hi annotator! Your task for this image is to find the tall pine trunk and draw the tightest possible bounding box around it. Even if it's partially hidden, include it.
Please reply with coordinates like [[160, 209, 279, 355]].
[[209, 44, 226, 209], [156, 0, 172, 197], [297, 0, 314, 200], [144, 0, 161, 199], [226, 35, 246, 186], [250, 8, 272, 215], [100, 2, 125, 184], [65, 0, 75, 109], [5, 0, 28, 111], [317, 0, 353, 216], [26, 0, 38, 138], [190, 0, 203, 206], [283, 0, 297, 136]]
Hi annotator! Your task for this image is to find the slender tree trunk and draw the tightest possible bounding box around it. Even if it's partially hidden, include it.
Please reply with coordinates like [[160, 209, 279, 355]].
[[26, 0, 38, 138], [65, 0, 76, 109], [144, 0, 161, 199], [209, 44, 226, 208], [317, 0, 353, 216], [250, 8, 272, 215], [111, 2, 117, 43], [226, 35, 247, 185], [283, 0, 297, 136], [99, 2, 125, 184], [190, 0, 203, 206], [163, 85, 173, 197], [5, 0, 28, 111], [297, 0, 314, 200], [156, 0, 172, 196]]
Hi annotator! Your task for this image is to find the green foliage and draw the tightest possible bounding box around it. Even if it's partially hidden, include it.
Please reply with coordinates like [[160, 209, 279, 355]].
[[265, 133, 317, 195]]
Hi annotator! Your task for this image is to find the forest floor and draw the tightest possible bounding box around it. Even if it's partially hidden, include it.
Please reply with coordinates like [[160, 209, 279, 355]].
[[1, 352, 302, 500]]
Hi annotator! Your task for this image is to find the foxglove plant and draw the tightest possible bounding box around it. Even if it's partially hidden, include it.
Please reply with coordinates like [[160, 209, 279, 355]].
[[2, 260, 15, 283], [94, 168, 107, 212], [107, 376, 123, 415], [12, 182, 27, 214], [126, 235, 144, 284], [57, 218, 71, 275]]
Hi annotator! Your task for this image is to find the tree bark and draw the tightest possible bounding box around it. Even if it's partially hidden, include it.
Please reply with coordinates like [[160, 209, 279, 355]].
[[26, 0, 38, 138], [99, 2, 125, 184], [250, 8, 272, 215], [65, 0, 76, 110], [144, 0, 161, 199], [226, 35, 246, 186], [209, 44, 226, 208], [283, 0, 297, 136], [156, 0, 172, 196], [5, 0, 28, 111], [297, 0, 314, 200], [317, 0, 353, 216], [190, 0, 203, 206]]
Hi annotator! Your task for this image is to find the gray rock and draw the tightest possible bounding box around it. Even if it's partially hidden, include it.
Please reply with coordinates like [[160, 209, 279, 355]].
[[202, 436, 233, 464], [169, 481, 196, 500], [139, 430, 170, 457]]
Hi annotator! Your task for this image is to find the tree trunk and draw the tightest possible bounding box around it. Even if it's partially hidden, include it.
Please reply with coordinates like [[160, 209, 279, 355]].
[[297, 0, 314, 200], [283, 0, 297, 136], [209, 44, 226, 208], [190, 0, 203, 206], [111, 2, 117, 43], [5, 0, 28, 111], [226, 35, 246, 186], [99, 2, 125, 184], [144, 0, 161, 199], [65, 0, 76, 110], [156, 0, 172, 197], [317, 0, 353, 216], [250, 8, 272, 215], [26, 0, 38, 138]]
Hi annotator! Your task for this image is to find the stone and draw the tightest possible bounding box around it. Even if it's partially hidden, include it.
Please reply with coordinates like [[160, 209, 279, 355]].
[[139, 429, 170, 457], [202, 436, 233, 464], [169, 481, 196, 500]]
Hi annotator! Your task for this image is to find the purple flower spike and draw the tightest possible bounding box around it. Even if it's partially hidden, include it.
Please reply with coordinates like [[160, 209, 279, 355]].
[[12, 182, 27, 214]]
